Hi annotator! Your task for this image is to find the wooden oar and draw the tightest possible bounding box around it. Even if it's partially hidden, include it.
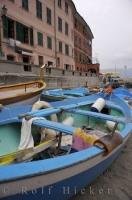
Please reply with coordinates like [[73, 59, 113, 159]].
[[0, 138, 57, 165], [18, 138, 57, 162], [0, 148, 33, 165]]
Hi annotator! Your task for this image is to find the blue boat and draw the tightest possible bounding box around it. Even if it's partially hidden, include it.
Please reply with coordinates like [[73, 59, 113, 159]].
[[40, 87, 91, 102], [114, 87, 132, 98], [0, 94, 131, 200], [114, 87, 132, 108]]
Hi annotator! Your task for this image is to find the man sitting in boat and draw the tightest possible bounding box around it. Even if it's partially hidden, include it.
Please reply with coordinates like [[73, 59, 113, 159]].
[[104, 83, 115, 93]]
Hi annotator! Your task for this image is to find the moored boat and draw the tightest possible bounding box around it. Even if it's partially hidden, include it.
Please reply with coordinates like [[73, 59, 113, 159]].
[[40, 87, 91, 102], [0, 94, 131, 200], [0, 80, 46, 107], [114, 87, 132, 108]]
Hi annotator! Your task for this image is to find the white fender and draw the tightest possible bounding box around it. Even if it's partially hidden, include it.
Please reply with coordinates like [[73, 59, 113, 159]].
[[61, 117, 74, 146], [32, 101, 57, 122], [32, 101, 57, 140], [106, 120, 116, 131], [62, 116, 74, 126], [91, 98, 105, 112], [32, 101, 50, 111]]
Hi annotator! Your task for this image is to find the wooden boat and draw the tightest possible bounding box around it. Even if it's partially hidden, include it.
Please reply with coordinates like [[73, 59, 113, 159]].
[[114, 87, 132, 98], [0, 93, 131, 200], [0, 80, 46, 107], [114, 87, 132, 108], [40, 87, 91, 102]]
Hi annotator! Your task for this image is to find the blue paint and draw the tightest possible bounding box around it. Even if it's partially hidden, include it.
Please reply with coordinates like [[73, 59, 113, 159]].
[[114, 87, 132, 98], [1, 144, 123, 200], [0, 147, 103, 182], [0, 92, 131, 200]]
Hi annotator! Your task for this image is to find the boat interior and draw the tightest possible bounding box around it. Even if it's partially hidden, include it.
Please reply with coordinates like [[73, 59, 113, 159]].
[[0, 103, 125, 165]]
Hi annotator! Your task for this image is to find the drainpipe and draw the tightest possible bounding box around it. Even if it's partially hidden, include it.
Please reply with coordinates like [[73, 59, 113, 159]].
[[0, 17, 2, 57], [0, 5, 8, 59], [54, 0, 57, 68]]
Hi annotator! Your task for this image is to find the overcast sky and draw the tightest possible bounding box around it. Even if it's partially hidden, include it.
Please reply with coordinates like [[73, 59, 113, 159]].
[[73, 0, 132, 73]]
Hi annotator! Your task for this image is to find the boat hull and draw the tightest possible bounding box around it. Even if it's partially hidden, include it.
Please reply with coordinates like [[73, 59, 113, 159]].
[[0, 134, 129, 200], [7, 93, 41, 107], [41, 94, 66, 102], [0, 80, 46, 106]]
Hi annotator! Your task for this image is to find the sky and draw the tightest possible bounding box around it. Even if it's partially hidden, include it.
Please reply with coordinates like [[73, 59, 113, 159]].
[[73, 0, 132, 75]]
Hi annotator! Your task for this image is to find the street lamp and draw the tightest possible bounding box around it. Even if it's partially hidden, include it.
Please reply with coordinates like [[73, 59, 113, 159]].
[[124, 65, 127, 86], [0, 5, 8, 58], [1, 5, 8, 16]]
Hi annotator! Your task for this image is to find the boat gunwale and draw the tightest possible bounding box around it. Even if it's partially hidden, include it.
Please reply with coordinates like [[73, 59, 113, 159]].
[[0, 80, 46, 105], [0, 131, 131, 184], [0, 80, 45, 90]]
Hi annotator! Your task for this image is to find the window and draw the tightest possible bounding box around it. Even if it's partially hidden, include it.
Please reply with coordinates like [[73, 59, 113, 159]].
[[65, 2, 68, 14], [48, 61, 53, 67], [47, 7, 52, 25], [22, 0, 28, 11], [59, 41, 62, 53], [58, 17, 62, 32], [79, 37, 81, 48], [74, 18, 77, 28], [57, 57, 60, 67], [64, 64, 70, 70], [47, 36, 52, 49], [3, 16, 15, 39], [89, 40, 92, 47], [38, 56, 43, 66], [65, 22, 68, 35], [7, 55, 15, 61], [36, 0, 42, 19], [58, 0, 62, 8], [65, 44, 69, 56], [37, 32, 43, 46], [79, 54, 82, 62], [24, 65, 32, 72], [30, 28, 34, 46], [16, 22, 29, 44]]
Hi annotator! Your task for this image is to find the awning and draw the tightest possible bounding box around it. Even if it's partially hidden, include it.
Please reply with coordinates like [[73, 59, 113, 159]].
[[22, 51, 33, 56]]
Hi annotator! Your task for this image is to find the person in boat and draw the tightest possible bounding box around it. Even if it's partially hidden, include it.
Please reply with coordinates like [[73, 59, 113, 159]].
[[104, 83, 115, 93]]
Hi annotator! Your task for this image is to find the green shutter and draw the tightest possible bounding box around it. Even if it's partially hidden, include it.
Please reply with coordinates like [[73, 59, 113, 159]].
[[30, 28, 34, 46], [16, 22, 24, 42], [37, 32, 43, 46], [2, 16, 8, 38]]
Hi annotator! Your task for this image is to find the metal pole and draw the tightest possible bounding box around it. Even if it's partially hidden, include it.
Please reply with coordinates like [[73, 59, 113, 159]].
[[0, 12, 2, 58], [115, 64, 116, 74], [0, 5, 8, 59], [54, 0, 57, 68], [124, 65, 127, 86]]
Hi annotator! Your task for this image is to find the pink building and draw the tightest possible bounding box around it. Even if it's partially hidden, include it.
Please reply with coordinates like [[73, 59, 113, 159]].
[[0, 0, 75, 70], [0, 0, 99, 73]]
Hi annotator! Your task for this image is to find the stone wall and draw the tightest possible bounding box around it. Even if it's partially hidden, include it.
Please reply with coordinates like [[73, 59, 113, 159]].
[[0, 60, 99, 88]]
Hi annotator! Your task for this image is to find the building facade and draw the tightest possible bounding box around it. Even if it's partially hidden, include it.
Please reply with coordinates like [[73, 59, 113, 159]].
[[0, 0, 99, 74], [74, 12, 99, 74]]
